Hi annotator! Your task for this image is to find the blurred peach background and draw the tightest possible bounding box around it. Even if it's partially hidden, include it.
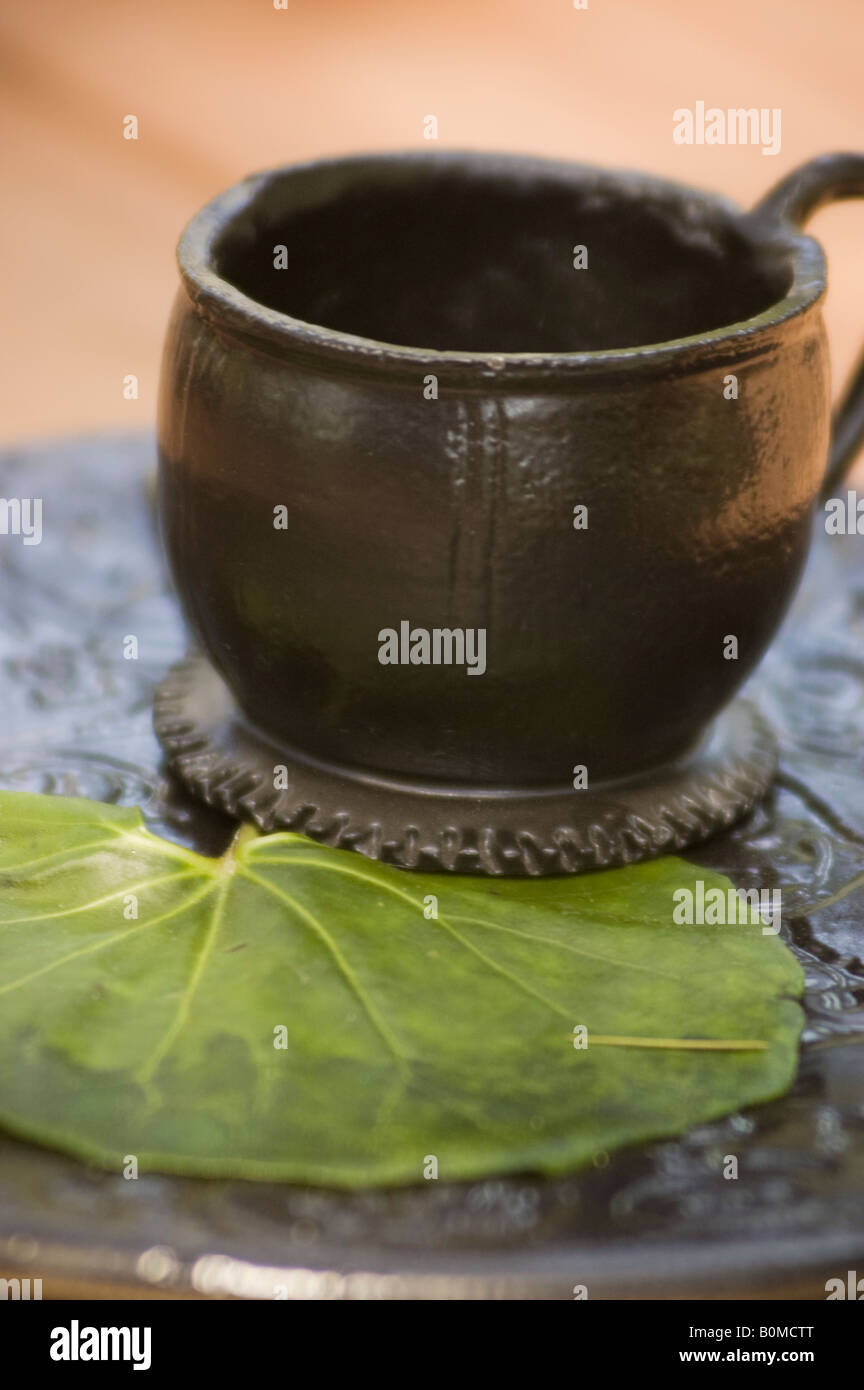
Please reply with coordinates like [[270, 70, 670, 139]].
[[1, 0, 862, 456]]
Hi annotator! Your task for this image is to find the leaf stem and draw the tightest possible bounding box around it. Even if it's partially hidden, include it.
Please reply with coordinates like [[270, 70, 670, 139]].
[[224, 820, 261, 867]]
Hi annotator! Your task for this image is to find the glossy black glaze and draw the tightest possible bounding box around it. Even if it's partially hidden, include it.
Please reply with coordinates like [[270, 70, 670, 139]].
[[157, 151, 864, 790]]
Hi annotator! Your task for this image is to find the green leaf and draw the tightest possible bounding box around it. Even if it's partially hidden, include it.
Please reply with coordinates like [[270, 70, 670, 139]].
[[0, 791, 803, 1187]]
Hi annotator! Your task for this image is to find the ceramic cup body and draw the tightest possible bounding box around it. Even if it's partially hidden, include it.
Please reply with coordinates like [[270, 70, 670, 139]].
[[158, 152, 835, 788]]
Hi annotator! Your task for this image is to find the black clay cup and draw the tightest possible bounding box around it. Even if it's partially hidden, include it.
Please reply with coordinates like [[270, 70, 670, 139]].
[[155, 151, 864, 875]]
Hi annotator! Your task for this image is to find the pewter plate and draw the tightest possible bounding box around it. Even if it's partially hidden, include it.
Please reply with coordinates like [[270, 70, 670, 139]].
[[0, 434, 862, 1299]]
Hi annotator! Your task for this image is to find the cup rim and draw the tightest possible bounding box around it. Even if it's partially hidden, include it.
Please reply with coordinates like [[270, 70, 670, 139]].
[[177, 150, 826, 385]]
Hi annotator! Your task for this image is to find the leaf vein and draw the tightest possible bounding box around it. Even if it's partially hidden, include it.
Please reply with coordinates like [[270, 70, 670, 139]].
[[241, 867, 412, 1078]]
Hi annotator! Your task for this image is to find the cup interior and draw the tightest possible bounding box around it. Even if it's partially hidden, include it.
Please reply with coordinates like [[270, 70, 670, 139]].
[[212, 158, 794, 354]]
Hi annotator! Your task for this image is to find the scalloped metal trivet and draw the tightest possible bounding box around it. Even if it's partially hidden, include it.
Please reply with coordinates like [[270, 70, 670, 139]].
[[0, 434, 862, 1298], [154, 655, 777, 876]]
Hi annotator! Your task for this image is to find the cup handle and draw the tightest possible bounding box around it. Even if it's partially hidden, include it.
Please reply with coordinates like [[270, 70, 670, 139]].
[[753, 153, 864, 500]]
